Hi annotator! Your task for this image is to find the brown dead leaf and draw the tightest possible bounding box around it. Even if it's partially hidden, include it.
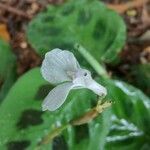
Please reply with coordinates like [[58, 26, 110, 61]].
[[140, 30, 150, 41], [140, 46, 150, 63], [107, 0, 149, 14], [0, 24, 10, 42], [142, 5, 150, 28]]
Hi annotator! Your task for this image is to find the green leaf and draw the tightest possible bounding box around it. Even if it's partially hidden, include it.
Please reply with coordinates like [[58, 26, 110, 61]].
[[131, 64, 150, 96], [27, 0, 126, 63], [104, 79, 150, 149], [0, 68, 111, 150], [88, 109, 111, 150], [105, 115, 148, 150], [0, 68, 47, 149], [0, 67, 16, 103], [0, 39, 16, 102], [0, 39, 15, 78]]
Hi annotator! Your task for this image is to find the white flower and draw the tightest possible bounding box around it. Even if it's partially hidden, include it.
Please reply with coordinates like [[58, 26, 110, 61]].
[[41, 48, 107, 111]]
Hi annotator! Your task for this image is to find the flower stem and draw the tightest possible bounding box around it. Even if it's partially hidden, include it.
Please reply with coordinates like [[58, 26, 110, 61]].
[[70, 100, 112, 125], [74, 44, 109, 78]]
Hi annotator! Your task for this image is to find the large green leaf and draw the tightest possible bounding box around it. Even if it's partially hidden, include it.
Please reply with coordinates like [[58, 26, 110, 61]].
[[27, 0, 126, 63], [0, 68, 111, 150], [0, 39, 16, 102], [104, 79, 150, 149]]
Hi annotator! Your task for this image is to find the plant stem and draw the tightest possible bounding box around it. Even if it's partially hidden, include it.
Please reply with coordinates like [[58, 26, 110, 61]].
[[74, 44, 109, 78], [70, 100, 112, 125]]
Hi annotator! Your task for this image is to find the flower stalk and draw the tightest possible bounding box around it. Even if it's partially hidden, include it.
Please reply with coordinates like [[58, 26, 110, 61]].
[[74, 44, 109, 78], [70, 100, 112, 125]]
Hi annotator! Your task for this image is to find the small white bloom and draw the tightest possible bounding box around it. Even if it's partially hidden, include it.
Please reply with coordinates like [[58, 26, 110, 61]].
[[41, 48, 107, 111]]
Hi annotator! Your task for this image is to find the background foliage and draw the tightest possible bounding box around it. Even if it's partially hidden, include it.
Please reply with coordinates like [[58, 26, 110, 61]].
[[27, 0, 126, 64]]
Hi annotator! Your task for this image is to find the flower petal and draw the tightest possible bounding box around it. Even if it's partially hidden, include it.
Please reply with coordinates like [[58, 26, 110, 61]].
[[86, 79, 107, 97], [42, 82, 74, 111], [73, 74, 107, 97], [41, 49, 80, 84]]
